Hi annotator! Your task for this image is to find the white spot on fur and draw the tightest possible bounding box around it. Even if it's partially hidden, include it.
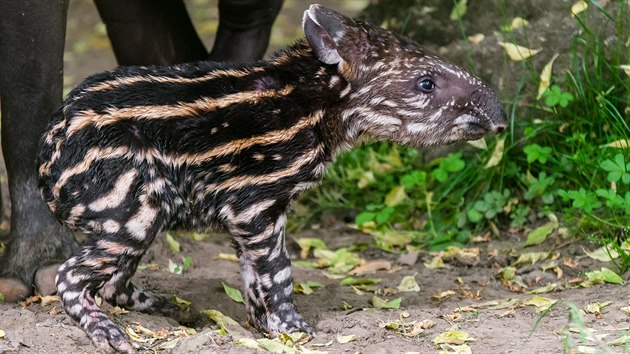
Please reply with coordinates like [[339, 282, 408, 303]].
[[103, 220, 121, 233], [89, 169, 137, 212], [125, 202, 158, 240], [273, 267, 291, 284]]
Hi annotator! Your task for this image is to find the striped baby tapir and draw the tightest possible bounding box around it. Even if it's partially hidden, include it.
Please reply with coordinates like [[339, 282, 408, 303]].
[[38, 4, 506, 352]]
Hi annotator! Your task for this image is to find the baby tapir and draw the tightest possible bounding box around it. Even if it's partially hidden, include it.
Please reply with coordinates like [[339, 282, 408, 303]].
[[38, 4, 506, 352]]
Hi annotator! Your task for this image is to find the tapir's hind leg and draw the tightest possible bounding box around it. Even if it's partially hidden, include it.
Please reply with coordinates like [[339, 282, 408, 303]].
[[56, 193, 166, 353]]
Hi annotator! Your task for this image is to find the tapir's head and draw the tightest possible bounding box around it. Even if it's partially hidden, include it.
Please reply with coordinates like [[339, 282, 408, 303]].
[[303, 4, 507, 147]]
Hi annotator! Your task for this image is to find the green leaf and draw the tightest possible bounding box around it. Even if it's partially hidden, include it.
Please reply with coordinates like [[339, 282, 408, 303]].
[[165, 233, 181, 254], [340, 277, 381, 286], [182, 256, 193, 270], [294, 281, 324, 295], [295, 237, 328, 259], [372, 295, 402, 310], [355, 212, 376, 225], [467, 208, 483, 223], [585, 267, 623, 284], [375, 207, 395, 225], [524, 222, 556, 247], [328, 248, 362, 274], [401, 171, 426, 188], [601, 267, 623, 284], [222, 282, 244, 303], [171, 295, 192, 311]]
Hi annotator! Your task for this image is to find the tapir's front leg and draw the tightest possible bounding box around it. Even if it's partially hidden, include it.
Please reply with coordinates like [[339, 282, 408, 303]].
[[225, 206, 310, 335]]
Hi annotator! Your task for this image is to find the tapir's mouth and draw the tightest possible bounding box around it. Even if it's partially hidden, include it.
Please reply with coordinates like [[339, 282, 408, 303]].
[[454, 114, 492, 140], [454, 112, 507, 141]]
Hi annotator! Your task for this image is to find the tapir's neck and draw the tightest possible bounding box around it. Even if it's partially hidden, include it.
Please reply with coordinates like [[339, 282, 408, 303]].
[[256, 40, 359, 161]]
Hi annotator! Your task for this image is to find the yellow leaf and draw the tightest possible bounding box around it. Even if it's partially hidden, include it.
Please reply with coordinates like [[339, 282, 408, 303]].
[[433, 329, 476, 345], [467, 33, 485, 44], [511, 17, 529, 29], [467, 137, 487, 150], [571, 0, 588, 16], [215, 253, 238, 262], [424, 256, 448, 269], [583, 301, 613, 314], [336, 334, 356, 344], [524, 295, 557, 312], [484, 136, 506, 168], [620, 306, 630, 314], [0, 329, 4, 338], [450, 0, 468, 21], [620, 65, 630, 76], [385, 185, 408, 207], [526, 283, 558, 294], [439, 343, 473, 354], [397, 274, 421, 292], [599, 139, 630, 149], [498, 42, 542, 61], [202, 309, 240, 328], [537, 53, 560, 99]]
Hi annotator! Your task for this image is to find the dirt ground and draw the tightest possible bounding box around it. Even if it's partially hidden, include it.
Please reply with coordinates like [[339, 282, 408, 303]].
[[0, 227, 629, 353], [0, 0, 629, 353]]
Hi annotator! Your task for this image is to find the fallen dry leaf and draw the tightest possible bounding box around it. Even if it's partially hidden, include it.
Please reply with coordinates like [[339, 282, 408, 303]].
[[571, 0, 588, 16], [524, 295, 557, 312], [583, 301, 613, 314], [40, 295, 59, 306], [563, 257, 579, 268], [336, 334, 356, 344], [498, 41, 542, 61], [424, 256, 448, 269], [537, 54, 560, 99], [438, 343, 472, 354], [527, 283, 558, 294], [349, 259, 391, 275], [215, 253, 238, 262], [468, 33, 485, 44], [432, 290, 456, 302], [397, 274, 421, 292], [433, 328, 476, 345], [599, 139, 630, 149], [467, 137, 487, 149], [498, 309, 516, 318], [484, 136, 506, 168]]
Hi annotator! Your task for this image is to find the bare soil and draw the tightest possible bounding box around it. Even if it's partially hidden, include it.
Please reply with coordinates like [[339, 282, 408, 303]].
[[1, 1, 629, 353], [0, 227, 629, 353]]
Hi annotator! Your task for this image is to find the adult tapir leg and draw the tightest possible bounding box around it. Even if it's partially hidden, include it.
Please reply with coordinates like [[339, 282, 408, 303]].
[[0, 0, 79, 302], [94, 0, 208, 66], [209, 0, 284, 63]]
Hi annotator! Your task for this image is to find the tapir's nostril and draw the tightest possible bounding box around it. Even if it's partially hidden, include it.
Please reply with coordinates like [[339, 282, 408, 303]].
[[494, 125, 506, 134]]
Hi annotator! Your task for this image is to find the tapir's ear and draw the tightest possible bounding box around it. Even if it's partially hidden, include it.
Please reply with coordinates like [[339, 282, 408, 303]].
[[302, 4, 348, 65]]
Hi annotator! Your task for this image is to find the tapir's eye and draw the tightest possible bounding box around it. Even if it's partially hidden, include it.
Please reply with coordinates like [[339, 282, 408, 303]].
[[416, 77, 437, 93]]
